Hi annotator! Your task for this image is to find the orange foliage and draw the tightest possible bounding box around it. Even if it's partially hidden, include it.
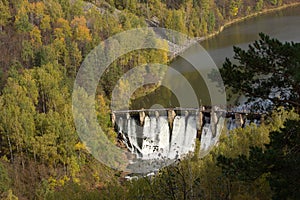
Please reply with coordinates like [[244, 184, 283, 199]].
[[71, 16, 92, 42]]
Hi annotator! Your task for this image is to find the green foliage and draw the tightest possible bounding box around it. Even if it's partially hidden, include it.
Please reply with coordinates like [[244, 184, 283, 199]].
[[0, 0, 11, 28], [229, 0, 239, 17], [83, 109, 293, 200], [1, 189, 18, 200], [70, 0, 84, 18], [269, 0, 278, 6], [14, 8, 33, 32], [208, 11, 216, 32], [256, 0, 264, 11], [218, 118, 300, 199], [0, 0, 298, 199], [266, 119, 300, 199], [220, 33, 300, 112], [21, 40, 34, 63], [45, 182, 104, 200], [0, 162, 11, 194], [164, 9, 187, 34]]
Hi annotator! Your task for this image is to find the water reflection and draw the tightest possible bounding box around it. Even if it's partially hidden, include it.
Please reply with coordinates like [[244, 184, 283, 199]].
[[131, 5, 300, 109]]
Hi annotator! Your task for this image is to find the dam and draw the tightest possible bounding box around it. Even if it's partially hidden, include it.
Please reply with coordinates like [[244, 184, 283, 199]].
[[112, 107, 262, 162]]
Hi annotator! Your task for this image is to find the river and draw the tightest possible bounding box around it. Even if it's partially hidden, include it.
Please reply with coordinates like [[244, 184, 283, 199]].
[[131, 5, 300, 109]]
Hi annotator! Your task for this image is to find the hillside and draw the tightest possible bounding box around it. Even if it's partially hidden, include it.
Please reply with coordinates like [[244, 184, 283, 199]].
[[0, 0, 299, 199]]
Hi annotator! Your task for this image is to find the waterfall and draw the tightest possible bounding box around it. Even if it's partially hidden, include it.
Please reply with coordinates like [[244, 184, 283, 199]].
[[168, 115, 197, 159], [227, 117, 237, 130], [116, 114, 197, 161], [141, 116, 159, 159], [245, 119, 251, 126], [169, 116, 185, 159], [200, 124, 212, 152], [199, 114, 225, 157], [142, 116, 171, 160], [115, 109, 260, 162], [127, 118, 142, 155], [157, 116, 170, 159], [183, 115, 197, 154]]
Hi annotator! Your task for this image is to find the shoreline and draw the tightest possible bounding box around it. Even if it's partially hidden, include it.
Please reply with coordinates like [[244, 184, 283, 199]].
[[133, 2, 300, 104], [196, 2, 300, 43], [167, 2, 300, 60]]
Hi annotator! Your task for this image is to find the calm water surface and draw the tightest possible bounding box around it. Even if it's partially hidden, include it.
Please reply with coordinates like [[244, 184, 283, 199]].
[[131, 5, 300, 109]]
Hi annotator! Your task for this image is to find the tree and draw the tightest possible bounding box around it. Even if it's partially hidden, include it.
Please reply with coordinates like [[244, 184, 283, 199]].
[[71, 16, 92, 42], [40, 14, 51, 31], [229, 0, 239, 17], [255, 0, 264, 11], [69, 0, 84, 18], [96, 95, 116, 143], [30, 26, 42, 48], [269, 0, 278, 6], [14, 5, 33, 33], [44, 0, 63, 22], [71, 16, 92, 55], [164, 10, 187, 37], [21, 40, 34, 63], [0, 0, 11, 31], [31, 1, 46, 26], [66, 41, 82, 77], [55, 18, 72, 38], [220, 33, 300, 113], [0, 69, 37, 163], [217, 118, 300, 200], [199, 0, 211, 18], [33, 63, 67, 113], [208, 11, 215, 32], [0, 160, 11, 194]]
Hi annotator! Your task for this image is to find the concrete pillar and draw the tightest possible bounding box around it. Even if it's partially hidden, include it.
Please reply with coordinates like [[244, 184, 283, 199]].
[[211, 106, 218, 125], [155, 110, 159, 118], [139, 110, 146, 126], [111, 112, 116, 127], [235, 113, 244, 128], [184, 110, 189, 117], [168, 109, 176, 131], [211, 106, 218, 137], [197, 107, 203, 131]]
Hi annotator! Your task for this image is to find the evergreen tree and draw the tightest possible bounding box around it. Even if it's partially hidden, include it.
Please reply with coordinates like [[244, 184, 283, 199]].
[[220, 33, 300, 112], [218, 118, 300, 199]]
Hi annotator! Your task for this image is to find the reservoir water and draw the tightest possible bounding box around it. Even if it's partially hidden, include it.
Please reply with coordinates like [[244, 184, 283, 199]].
[[131, 5, 300, 109]]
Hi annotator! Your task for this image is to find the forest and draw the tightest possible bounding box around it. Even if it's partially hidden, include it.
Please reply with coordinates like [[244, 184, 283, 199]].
[[0, 0, 299, 199]]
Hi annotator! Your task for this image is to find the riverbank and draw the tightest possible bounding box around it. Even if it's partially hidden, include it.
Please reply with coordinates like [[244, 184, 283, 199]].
[[165, 2, 300, 62], [132, 2, 300, 107], [197, 2, 300, 43], [133, 2, 300, 108]]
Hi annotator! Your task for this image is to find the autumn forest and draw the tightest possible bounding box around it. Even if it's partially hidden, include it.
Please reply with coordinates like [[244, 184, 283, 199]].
[[0, 0, 299, 199]]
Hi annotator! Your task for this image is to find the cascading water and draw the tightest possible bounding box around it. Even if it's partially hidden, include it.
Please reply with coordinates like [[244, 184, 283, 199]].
[[116, 113, 198, 161], [200, 123, 212, 152], [169, 116, 186, 159], [227, 117, 237, 130], [183, 115, 197, 155], [115, 109, 261, 165], [156, 116, 170, 159], [168, 114, 198, 158]]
